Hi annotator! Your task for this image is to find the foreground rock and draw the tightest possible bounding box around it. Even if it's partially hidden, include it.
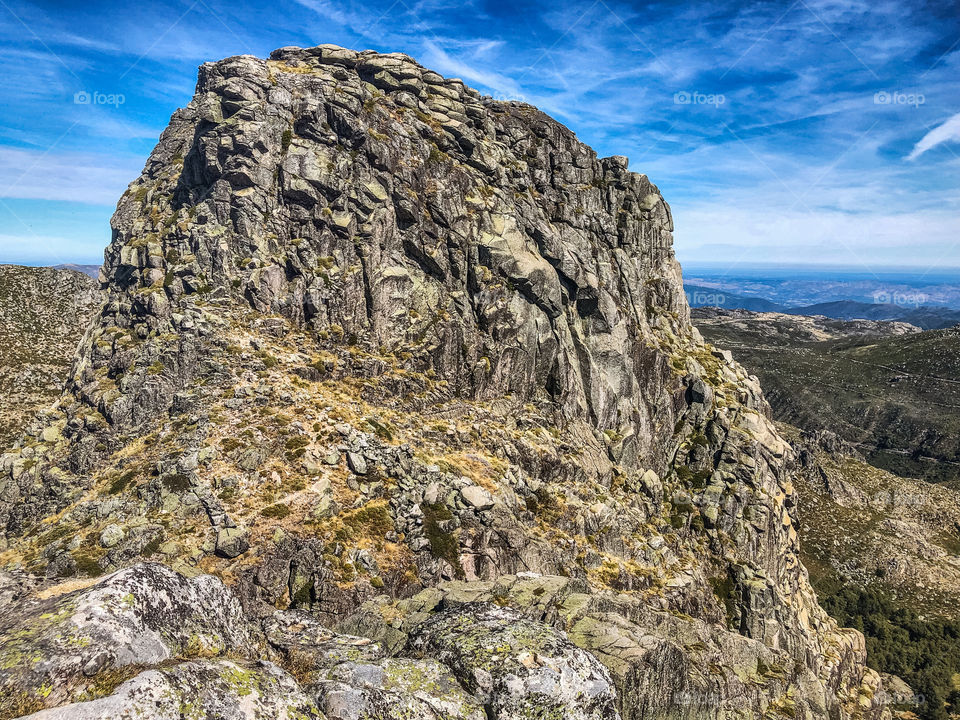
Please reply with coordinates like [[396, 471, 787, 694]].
[[0, 563, 256, 711], [341, 572, 880, 720], [312, 658, 486, 720], [17, 660, 322, 720], [407, 604, 619, 720], [0, 43, 887, 719], [1, 563, 623, 719]]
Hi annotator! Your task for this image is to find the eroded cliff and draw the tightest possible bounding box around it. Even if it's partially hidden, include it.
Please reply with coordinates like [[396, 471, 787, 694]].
[[0, 45, 885, 719]]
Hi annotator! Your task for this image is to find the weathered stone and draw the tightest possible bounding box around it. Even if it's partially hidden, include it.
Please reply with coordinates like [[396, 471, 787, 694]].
[[17, 660, 321, 720], [460, 485, 493, 510], [312, 658, 485, 720], [406, 604, 620, 720], [99, 524, 124, 548], [216, 527, 250, 558], [346, 452, 367, 475], [0, 563, 256, 709]]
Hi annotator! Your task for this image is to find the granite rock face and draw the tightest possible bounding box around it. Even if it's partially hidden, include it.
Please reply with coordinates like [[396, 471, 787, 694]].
[[16, 659, 322, 720], [311, 658, 487, 720], [0, 44, 886, 719], [406, 603, 620, 720], [0, 563, 256, 710]]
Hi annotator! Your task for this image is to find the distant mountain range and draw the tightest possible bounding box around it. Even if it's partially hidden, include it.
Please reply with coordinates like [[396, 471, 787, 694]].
[[685, 283, 960, 330], [51, 263, 100, 278], [693, 306, 960, 485]]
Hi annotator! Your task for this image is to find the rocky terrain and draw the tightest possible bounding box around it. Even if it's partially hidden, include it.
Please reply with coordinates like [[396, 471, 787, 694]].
[[693, 307, 960, 485], [782, 428, 960, 717], [786, 428, 960, 617], [0, 45, 888, 719], [0, 265, 101, 449]]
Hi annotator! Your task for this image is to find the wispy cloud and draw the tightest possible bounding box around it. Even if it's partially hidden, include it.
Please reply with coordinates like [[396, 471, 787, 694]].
[[907, 112, 960, 160], [0, 147, 142, 205], [420, 40, 523, 99], [0, 0, 957, 267]]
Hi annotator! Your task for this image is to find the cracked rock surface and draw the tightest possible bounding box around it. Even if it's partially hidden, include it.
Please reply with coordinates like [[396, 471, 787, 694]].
[[0, 44, 887, 720]]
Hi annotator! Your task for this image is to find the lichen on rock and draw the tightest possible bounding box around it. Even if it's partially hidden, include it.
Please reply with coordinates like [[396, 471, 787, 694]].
[[0, 42, 887, 720]]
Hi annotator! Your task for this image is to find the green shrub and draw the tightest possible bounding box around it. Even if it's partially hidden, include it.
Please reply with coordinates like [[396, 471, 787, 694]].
[[262, 503, 291, 519]]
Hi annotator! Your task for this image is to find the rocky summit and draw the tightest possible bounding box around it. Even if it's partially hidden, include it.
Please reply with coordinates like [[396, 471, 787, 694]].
[[0, 45, 887, 719]]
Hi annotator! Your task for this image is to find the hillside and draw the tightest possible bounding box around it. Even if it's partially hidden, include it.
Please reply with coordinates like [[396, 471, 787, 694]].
[[0, 46, 885, 719], [0, 265, 100, 449], [50, 264, 101, 279], [693, 307, 960, 484], [781, 428, 960, 716]]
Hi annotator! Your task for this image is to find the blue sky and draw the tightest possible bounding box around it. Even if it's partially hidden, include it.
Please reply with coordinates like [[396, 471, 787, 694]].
[[0, 0, 958, 273]]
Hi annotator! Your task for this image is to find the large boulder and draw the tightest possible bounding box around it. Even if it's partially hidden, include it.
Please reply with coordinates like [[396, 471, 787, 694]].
[[405, 603, 620, 720], [263, 609, 385, 671], [312, 658, 486, 720], [0, 563, 258, 711], [15, 659, 322, 720]]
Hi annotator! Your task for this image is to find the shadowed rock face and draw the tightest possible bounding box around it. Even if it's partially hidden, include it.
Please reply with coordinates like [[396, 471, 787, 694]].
[[0, 45, 887, 719]]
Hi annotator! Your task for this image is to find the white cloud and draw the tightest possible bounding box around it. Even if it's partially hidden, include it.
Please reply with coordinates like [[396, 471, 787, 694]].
[[420, 41, 524, 99], [0, 232, 104, 265], [0, 147, 142, 205], [907, 112, 960, 161], [673, 203, 960, 269]]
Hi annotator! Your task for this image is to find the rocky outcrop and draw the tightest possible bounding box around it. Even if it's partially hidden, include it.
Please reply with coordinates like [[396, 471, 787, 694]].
[[406, 604, 619, 719], [0, 563, 257, 710], [0, 564, 626, 719], [0, 265, 100, 448], [312, 658, 486, 720], [17, 660, 322, 720], [340, 572, 883, 720], [0, 45, 886, 719]]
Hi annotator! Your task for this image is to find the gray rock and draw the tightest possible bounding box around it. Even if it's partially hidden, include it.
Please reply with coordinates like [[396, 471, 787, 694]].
[[16, 659, 322, 720], [99, 524, 124, 548], [264, 609, 384, 671], [460, 485, 494, 511], [216, 527, 250, 558], [346, 452, 368, 475], [406, 604, 620, 720], [312, 658, 485, 720], [0, 563, 256, 709]]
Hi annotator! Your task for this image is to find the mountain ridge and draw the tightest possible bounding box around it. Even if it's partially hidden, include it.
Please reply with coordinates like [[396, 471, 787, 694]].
[[686, 286, 960, 330], [0, 45, 885, 719]]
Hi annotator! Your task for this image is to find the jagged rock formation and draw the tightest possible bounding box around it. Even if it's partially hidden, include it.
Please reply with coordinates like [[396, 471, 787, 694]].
[[0, 45, 886, 718], [0, 265, 100, 448]]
